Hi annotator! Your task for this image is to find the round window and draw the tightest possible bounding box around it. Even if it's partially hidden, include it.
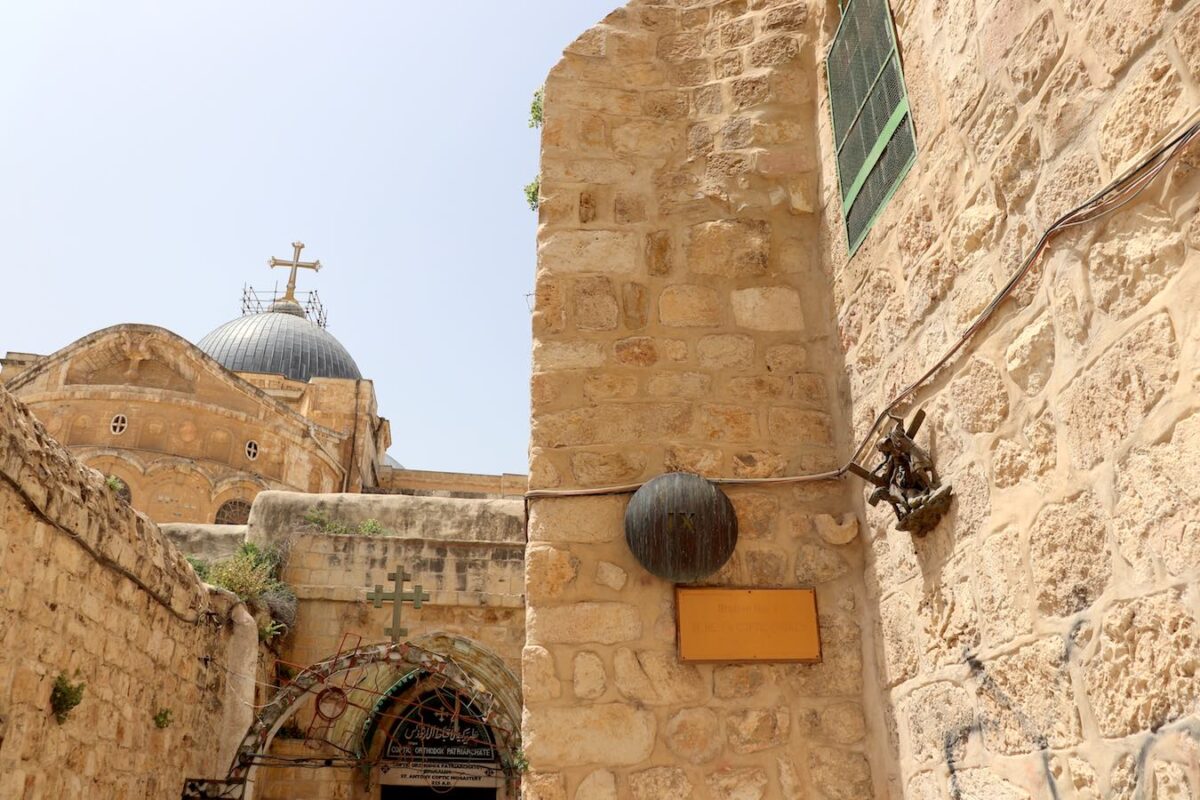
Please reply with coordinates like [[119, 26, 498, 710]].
[[110, 414, 128, 435], [245, 440, 259, 460]]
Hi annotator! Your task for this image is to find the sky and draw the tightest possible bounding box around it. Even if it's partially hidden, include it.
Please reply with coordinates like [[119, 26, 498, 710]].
[[0, 1, 618, 476]]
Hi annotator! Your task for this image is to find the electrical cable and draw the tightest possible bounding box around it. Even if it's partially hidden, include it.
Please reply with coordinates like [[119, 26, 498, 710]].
[[525, 112, 1200, 500]]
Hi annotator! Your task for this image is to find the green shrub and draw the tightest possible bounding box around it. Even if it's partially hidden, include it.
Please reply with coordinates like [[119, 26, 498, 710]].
[[357, 518, 384, 536], [303, 508, 389, 537], [302, 508, 350, 535], [206, 543, 297, 637], [51, 673, 85, 723], [186, 556, 210, 580], [528, 87, 544, 128], [524, 176, 540, 211], [153, 708, 173, 729], [207, 548, 277, 601]]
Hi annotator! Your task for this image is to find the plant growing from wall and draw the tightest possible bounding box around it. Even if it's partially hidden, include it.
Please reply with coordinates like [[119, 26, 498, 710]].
[[524, 86, 543, 211], [258, 619, 287, 643], [302, 508, 389, 536], [525, 176, 540, 211], [206, 542, 297, 632], [50, 673, 85, 723], [153, 708, 173, 729], [357, 518, 384, 536], [528, 86, 544, 128], [503, 748, 529, 774], [104, 475, 125, 493]]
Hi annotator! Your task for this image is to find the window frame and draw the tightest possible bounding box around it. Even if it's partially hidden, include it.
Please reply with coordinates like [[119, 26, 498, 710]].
[[825, 0, 918, 255]]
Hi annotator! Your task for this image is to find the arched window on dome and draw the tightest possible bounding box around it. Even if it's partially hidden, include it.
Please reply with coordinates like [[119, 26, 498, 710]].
[[215, 499, 252, 526]]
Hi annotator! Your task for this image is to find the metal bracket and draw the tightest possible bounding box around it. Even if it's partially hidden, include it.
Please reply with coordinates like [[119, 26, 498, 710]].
[[848, 410, 953, 536]]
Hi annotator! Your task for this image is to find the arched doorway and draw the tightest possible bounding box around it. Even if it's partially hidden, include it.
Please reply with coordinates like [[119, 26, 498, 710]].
[[372, 684, 507, 798], [183, 636, 521, 799], [364, 634, 521, 799]]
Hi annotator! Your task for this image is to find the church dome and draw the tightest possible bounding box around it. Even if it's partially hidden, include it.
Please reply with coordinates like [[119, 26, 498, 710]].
[[197, 305, 362, 383]]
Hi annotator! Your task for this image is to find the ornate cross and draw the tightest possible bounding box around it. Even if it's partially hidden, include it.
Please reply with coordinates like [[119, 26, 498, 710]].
[[366, 568, 430, 643], [267, 241, 322, 302]]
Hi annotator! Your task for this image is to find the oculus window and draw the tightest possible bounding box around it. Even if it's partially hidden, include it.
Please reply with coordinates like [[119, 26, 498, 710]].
[[826, 0, 916, 254]]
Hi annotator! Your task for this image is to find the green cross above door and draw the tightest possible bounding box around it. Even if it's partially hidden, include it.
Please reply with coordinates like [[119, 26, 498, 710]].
[[366, 568, 431, 644]]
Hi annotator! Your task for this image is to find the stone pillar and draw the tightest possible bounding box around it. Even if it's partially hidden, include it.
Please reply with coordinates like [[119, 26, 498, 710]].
[[526, 2, 882, 797]]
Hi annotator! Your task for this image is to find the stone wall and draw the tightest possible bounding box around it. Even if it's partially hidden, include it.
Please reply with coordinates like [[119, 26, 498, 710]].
[[0, 384, 258, 797], [529, 2, 884, 797], [817, 0, 1200, 796], [238, 491, 526, 799]]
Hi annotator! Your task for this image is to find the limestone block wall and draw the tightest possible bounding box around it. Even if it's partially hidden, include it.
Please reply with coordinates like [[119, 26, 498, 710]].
[[242, 491, 526, 800], [528, 2, 885, 797], [815, 0, 1200, 796], [0, 385, 258, 797], [246, 491, 526, 671]]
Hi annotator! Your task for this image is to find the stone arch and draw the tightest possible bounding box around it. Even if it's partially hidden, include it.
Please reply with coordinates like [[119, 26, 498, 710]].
[[142, 461, 215, 523], [218, 640, 521, 797], [361, 633, 522, 758]]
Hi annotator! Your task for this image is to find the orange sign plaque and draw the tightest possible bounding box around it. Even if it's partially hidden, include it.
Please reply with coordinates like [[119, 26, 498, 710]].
[[676, 587, 821, 663]]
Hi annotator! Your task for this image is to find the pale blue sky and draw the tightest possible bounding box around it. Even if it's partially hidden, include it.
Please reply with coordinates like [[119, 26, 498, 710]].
[[0, 1, 617, 475]]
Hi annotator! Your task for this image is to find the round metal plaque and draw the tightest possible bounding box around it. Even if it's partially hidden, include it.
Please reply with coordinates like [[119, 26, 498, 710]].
[[624, 472, 738, 582]]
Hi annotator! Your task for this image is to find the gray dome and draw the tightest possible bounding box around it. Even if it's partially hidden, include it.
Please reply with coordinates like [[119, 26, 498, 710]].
[[197, 308, 361, 383]]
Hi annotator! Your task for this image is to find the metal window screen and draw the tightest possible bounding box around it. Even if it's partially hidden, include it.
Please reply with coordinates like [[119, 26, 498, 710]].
[[826, 0, 917, 254]]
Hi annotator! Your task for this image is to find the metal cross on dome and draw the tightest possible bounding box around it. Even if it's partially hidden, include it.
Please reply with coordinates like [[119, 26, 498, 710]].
[[366, 568, 431, 644], [267, 241, 322, 303]]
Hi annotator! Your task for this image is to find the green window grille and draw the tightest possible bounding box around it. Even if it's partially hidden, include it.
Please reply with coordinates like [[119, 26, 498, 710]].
[[826, 0, 917, 254]]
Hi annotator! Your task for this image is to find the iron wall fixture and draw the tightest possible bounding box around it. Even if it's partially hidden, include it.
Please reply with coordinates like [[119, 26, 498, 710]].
[[848, 410, 952, 536], [624, 472, 738, 582]]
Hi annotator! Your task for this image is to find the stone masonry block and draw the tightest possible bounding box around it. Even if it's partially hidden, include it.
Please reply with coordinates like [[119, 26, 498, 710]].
[[1084, 591, 1200, 737], [687, 219, 771, 277], [539, 231, 640, 274], [664, 707, 722, 764], [659, 285, 722, 327], [523, 703, 656, 767], [1061, 313, 1177, 469], [1099, 55, 1184, 169], [1030, 491, 1111, 617], [731, 287, 804, 331], [976, 637, 1081, 753]]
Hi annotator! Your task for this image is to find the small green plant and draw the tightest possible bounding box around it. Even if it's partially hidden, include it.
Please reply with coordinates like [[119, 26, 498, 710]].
[[303, 508, 389, 536], [153, 708, 173, 729], [503, 747, 529, 774], [105, 475, 126, 493], [259, 619, 287, 643], [528, 86, 544, 128], [186, 556, 210, 580], [524, 176, 540, 211], [357, 518, 384, 536], [50, 673, 85, 723], [302, 508, 350, 535]]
